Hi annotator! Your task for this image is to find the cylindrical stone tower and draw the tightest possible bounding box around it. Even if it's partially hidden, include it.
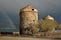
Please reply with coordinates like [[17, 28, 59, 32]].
[[19, 5, 38, 34]]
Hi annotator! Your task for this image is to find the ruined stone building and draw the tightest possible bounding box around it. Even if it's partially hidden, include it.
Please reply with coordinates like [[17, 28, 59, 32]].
[[19, 5, 38, 34], [43, 15, 54, 20]]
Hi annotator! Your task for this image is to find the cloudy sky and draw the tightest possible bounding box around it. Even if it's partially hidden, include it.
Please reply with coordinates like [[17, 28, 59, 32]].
[[0, 0, 61, 31]]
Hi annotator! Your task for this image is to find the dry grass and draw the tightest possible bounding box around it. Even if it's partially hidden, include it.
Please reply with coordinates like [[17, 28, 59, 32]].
[[0, 32, 61, 40]]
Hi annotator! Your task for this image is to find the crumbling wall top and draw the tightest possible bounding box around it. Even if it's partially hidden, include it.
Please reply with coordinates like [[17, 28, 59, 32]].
[[20, 5, 38, 12]]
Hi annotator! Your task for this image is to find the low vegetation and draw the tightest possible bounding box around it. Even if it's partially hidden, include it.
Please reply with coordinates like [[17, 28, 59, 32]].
[[38, 19, 58, 32]]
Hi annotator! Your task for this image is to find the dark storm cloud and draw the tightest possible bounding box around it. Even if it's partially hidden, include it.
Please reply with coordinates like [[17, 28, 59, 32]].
[[0, 0, 61, 31], [0, 0, 61, 14], [0, 0, 61, 27]]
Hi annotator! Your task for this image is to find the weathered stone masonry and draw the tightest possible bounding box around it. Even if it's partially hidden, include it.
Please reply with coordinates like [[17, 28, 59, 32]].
[[19, 5, 38, 34]]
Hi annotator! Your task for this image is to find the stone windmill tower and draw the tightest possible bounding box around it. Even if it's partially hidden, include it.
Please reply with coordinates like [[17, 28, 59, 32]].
[[43, 15, 54, 20], [19, 5, 38, 34]]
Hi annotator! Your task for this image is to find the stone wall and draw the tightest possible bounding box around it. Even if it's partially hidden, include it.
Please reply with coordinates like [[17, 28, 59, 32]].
[[19, 5, 38, 34]]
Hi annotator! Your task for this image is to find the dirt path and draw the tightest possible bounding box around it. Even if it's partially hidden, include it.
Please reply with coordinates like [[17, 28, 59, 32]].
[[0, 36, 60, 40]]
